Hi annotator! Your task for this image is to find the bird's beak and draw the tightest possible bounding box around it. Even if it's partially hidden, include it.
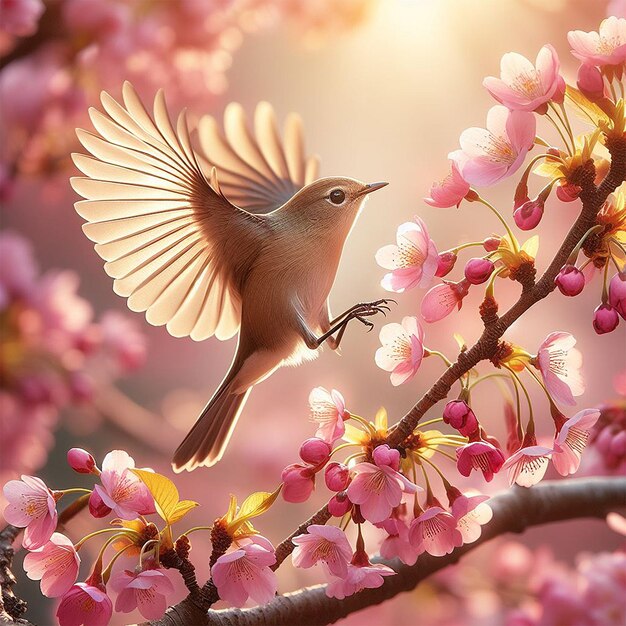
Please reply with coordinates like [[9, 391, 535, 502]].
[[358, 181, 389, 197]]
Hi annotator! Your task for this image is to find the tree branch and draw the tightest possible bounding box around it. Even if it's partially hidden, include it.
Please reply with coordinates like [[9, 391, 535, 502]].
[[148, 477, 626, 626]]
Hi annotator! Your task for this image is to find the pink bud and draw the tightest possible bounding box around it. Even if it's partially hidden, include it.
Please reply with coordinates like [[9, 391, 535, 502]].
[[610, 431, 626, 457], [328, 492, 352, 517], [67, 448, 96, 474], [552, 75, 566, 104], [609, 272, 626, 319], [299, 438, 331, 465], [435, 252, 457, 278], [372, 444, 400, 470], [482, 237, 501, 252], [513, 200, 544, 230], [556, 183, 581, 202], [464, 258, 495, 285], [88, 490, 112, 518], [554, 264, 585, 297], [281, 464, 315, 503], [577, 64, 605, 102], [442, 400, 479, 437], [324, 462, 350, 491], [593, 304, 620, 335]]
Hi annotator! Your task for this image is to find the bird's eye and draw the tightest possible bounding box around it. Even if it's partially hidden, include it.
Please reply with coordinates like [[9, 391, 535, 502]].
[[329, 189, 346, 205]]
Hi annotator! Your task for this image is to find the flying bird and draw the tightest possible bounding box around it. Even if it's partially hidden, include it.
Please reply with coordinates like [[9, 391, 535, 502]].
[[70, 82, 389, 471]]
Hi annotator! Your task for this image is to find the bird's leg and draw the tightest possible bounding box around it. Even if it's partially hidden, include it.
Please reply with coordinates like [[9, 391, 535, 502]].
[[329, 298, 396, 325], [313, 303, 391, 348]]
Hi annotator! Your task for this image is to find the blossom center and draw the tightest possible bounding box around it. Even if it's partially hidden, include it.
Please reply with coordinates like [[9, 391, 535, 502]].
[[512, 70, 543, 98], [395, 238, 424, 268], [564, 426, 589, 453], [482, 133, 515, 165]]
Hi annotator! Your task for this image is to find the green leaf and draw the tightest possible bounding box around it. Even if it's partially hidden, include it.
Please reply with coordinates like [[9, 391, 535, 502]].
[[169, 500, 199, 524], [131, 469, 179, 523]]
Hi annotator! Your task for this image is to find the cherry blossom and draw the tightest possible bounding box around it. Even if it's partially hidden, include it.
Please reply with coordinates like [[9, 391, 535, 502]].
[[421, 280, 470, 323], [593, 303, 620, 334], [456, 441, 505, 482], [379, 517, 422, 565], [483, 45, 562, 112], [568, 17, 626, 66], [67, 448, 96, 474], [281, 463, 315, 503], [376, 217, 439, 292], [211, 541, 277, 608], [23, 533, 80, 598], [0, 0, 45, 36], [375, 317, 425, 386], [324, 462, 350, 492], [450, 494, 493, 544], [299, 438, 331, 465], [409, 506, 463, 556], [92, 450, 155, 520], [609, 272, 626, 318], [535, 332, 584, 406], [552, 409, 601, 476], [577, 64, 606, 101], [442, 400, 479, 437], [554, 265, 585, 297], [502, 436, 553, 487], [109, 568, 175, 620], [424, 161, 471, 208], [325, 560, 395, 600], [3, 475, 58, 549], [308, 387, 347, 443], [464, 258, 495, 285], [449, 106, 536, 187], [56, 583, 113, 626], [292, 525, 352, 577]]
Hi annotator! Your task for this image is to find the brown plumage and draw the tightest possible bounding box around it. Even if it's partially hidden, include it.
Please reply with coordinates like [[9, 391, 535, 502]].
[[70, 82, 388, 471]]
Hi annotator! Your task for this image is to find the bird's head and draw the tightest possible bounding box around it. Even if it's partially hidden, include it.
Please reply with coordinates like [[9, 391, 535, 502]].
[[285, 177, 388, 226]]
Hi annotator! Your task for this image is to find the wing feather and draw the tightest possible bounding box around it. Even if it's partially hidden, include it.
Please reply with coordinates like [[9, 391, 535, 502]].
[[71, 82, 265, 341]]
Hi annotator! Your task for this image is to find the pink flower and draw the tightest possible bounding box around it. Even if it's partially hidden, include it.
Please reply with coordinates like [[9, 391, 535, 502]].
[[281, 463, 315, 503], [483, 45, 562, 112], [442, 400, 479, 437], [421, 280, 470, 323], [424, 161, 470, 208], [552, 409, 601, 476], [593, 303, 620, 334], [375, 317, 425, 386], [435, 251, 457, 277], [3, 475, 58, 549], [57, 583, 113, 626], [325, 561, 395, 600], [211, 541, 277, 607], [577, 64, 606, 101], [347, 457, 418, 524], [449, 106, 536, 187], [502, 438, 553, 487], [23, 533, 80, 598], [456, 441, 505, 482], [328, 493, 352, 517], [450, 494, 493, 544], [299, 438, 331, 465], [379, 518, 422, 565], [568, 17, 626, 66], [309, 387, 347, 443], [554, 265, 585, 297], [0, 0, 45, 36], [409, 507, 463, 556], [536, 332, 584, 406], [376, 217, 438, 292], [324, 462, 350, 492], [513, 199, 544, 230], [110, 568, 174, 620], [464, 258, 495, 285], [92, 450, 155, 520], [67, 448, 96, 474], [292, 525, 352, 576], [609, 272, 626, 318], [88, 489, 111, 518]]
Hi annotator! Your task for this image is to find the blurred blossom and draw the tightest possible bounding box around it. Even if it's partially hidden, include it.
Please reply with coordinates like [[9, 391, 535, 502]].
[[0, 0, 44, 37], [581, 400, 626, 475]]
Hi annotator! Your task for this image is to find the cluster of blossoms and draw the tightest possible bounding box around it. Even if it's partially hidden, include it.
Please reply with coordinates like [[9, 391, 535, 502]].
[[0, 231, 146, 492], [0, 0, 373, 191], [582, 399, 626, 475]]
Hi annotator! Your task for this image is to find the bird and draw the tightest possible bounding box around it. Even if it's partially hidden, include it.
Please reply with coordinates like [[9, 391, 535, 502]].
[[70, 82, 390, 471]]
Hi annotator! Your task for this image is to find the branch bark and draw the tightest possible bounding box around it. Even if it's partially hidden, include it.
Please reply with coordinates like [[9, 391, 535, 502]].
[[148, 477, 626, 626]]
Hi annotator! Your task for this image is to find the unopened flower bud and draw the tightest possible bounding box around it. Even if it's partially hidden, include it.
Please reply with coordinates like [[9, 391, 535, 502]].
[[325, 462, 350, 491], [552, 75, 566, 104], [435, 251, 457, 277], [609, 272, 626, 319], [593, 304, 619, 334], [299, 438, 331, 465], [443, 400, 479, 437], [577, 64, 605, 102], [513, 199, 544, 230], [464, 258, 495, 285], [556, 182, 581, 202], [89, 490, 112, 518], [482, 236, 501, 252], [554, 264, 585, 297], [67, 448, 96, 474], [328, 492, 352, 517], [372, 444, 400, 470], [281, 464, 315, 503]]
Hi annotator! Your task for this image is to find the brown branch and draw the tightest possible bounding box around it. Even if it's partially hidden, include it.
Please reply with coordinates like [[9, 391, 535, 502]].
[[147, 477, 626, 626], [0, 525, 32, 625]]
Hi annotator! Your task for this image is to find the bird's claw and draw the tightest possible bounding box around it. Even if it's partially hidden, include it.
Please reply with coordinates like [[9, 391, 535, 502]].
[[355, 315, 375, 331]]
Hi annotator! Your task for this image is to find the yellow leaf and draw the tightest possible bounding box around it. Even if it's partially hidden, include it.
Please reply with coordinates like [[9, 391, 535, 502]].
[[131, 469, 179, 523], [237, 485, 282, 523], [225, 494, 237, 524], [169, 500, 199, 524], [343, 422, 369, 445], [566, 85, 611, 126], [374, 407, 387, 432], [453, 333, 466, 351], [521, 235, 539, 259], [534, 159, 565, 179]]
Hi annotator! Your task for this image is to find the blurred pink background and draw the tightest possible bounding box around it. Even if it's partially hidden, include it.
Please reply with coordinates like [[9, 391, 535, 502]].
[[1, 0, 625, 624]]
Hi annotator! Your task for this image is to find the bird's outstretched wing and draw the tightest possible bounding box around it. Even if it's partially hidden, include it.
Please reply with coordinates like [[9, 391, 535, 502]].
[[71, 82, 266, 342], [197, 102, 320, 213]]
